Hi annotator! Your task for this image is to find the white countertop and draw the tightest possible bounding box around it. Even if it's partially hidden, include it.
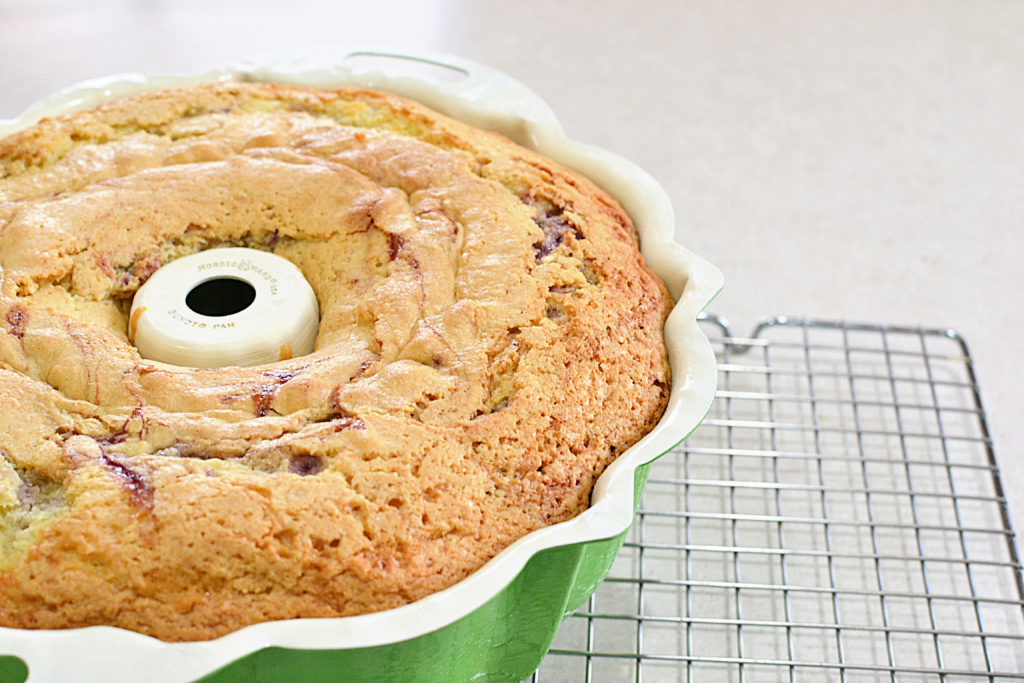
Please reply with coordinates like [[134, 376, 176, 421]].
[[2, 0, 1022, 543]]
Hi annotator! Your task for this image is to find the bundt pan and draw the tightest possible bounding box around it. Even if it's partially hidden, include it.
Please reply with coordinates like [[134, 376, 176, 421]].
[[0, 48, 722, 682]]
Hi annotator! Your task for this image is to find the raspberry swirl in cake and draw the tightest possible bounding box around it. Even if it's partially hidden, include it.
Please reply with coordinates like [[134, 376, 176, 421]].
[[0, 83, 671, 640]]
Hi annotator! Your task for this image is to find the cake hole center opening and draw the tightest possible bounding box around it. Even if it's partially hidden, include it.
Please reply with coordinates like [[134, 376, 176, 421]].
[[185, 277, 256, 317]]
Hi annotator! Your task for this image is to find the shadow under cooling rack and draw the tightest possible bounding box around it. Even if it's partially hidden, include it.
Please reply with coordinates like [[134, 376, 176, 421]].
[[532, 316, 1024, 682]]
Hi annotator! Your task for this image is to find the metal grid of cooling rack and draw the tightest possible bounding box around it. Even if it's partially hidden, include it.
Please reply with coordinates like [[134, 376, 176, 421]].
[[531, 316, 1024, 681]]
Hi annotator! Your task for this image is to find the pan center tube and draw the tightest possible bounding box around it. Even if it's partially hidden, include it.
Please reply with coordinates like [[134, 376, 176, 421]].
[[129, 247, 320, 368]]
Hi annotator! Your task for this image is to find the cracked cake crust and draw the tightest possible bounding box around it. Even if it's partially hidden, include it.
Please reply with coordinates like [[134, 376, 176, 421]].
[[0, 82, 671, 641]]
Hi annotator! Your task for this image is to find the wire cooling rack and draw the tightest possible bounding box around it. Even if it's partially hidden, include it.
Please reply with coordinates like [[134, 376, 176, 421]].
[[531, 316, 1024, 681]]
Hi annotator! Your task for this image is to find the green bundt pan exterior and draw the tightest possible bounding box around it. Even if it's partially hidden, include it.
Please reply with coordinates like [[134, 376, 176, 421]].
[[194, 463, 655, 683], [0, 655, 28, 683]]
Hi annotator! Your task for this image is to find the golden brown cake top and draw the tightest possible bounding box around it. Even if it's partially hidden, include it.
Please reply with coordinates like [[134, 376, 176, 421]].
[[0, 82, 671, 640]]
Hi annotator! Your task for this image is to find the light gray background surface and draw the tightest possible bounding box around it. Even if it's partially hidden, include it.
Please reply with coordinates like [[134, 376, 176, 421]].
[[2, 0, 1022, 542]]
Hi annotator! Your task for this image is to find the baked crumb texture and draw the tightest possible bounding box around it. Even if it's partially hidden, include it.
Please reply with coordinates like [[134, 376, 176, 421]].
[[0, 83, 671, 641]]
